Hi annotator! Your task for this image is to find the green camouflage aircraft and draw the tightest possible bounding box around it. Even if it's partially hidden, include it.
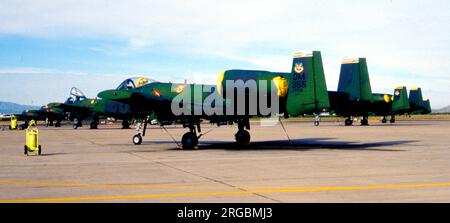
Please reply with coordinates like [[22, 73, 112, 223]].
[[408, 87, 431, 114], [327, 57, 425, 126], [55, 86, 138, 129], [98, 51, 330, 149], [14, 103, 66, 128]]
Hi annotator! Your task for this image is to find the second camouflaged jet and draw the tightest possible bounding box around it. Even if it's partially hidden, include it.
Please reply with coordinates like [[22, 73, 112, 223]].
[[14, 103, 66, 129], [327, 57, 426, 125], [55, 84, 142, 129]]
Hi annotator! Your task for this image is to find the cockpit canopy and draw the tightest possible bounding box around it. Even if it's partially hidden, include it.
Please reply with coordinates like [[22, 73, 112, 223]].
[[116, 77, 154, 90], [66, 87, 87, 103], [71, 87, 87, 98]]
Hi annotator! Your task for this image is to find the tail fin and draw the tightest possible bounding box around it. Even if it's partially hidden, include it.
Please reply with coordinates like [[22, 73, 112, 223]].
[[409, 87, 424, 107], [286, 51, 330, 116], [337, 57, 373, 101], [392, 86, 410, 113], [422, 99, 431, 114]]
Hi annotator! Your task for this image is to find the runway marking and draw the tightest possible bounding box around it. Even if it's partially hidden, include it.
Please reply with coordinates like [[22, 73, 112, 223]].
[[2, 182, 450, 202], [0, 180, 230, 190]]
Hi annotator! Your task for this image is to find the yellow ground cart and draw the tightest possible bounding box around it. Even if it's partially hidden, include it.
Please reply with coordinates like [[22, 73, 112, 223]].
[[24, 120, 42, 156]]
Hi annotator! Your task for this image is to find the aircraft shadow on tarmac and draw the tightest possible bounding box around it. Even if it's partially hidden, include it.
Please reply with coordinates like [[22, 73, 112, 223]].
[[155, 138, 417, 152]]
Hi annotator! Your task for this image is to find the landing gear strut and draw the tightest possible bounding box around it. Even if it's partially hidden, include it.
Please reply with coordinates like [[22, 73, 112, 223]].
[[314, 114, 320, 126], [235, 118, 251, 145], [73, 118, 83, 129], [132, 117, 148, 145]]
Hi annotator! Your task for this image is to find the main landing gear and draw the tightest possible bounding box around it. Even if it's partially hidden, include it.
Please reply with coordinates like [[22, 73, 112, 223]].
[[181, 121, 201, 150], [390, 115, 396, 123], [122, 120, 131, 129], [345, 117, 353, 126], [235, 118, 251, 145], [89, 117, 99, 129], [381, 115, 395, 124], [45, 118, 53, 127], [360, 116, 369, 126]]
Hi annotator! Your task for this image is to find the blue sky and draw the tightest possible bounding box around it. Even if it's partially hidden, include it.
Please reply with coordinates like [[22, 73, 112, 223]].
[[0, 0, 449, 109]]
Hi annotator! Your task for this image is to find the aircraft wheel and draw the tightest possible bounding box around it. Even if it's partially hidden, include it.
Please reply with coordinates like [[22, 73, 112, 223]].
[[24, 145, 28, 155], [122, 120, 130, 129], [390, 118, 396, 123], [314, 121, 320, 126], [73, 124, 78, 129], [133, 134, 142, 145], [381, 118, 387, 123], [45, 123, 49, 127], [235, 130, 251, 145], [38, 145, 42, 155], [90, 121, 98, 129], [182, 132, 198, 150], [344, 119, 353, 126], [9, 126, 11, 130], [55, 122, 61, 127], [361, 118, 369, 126]]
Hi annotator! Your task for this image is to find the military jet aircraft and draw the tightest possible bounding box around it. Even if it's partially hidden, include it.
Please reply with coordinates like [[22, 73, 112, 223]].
[[98, 51, 330, 149], [55, 84, 141, 129], [327, 57, 425, 125], [408, 88, 431, 114], [14, 103, 66, 128]]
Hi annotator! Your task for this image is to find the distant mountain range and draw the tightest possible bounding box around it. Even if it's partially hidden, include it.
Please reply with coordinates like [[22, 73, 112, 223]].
[[433, 105, 450, 114], [0, 101, 40, 114]]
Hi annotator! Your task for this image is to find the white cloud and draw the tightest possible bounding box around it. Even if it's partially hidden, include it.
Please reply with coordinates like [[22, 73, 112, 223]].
[[1, 0, 449, 108]]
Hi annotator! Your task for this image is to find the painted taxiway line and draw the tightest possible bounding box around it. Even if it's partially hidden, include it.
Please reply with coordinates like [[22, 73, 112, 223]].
[[2, 182, 450, 202]]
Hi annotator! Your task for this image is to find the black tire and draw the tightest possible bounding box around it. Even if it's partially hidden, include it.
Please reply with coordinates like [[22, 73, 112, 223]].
[[235, 130, 251, 145], [345, 119, 353, 126], [314, 121, 320, 126], [390, 118, 396, 123], [9, 126, 12, 130], [24, 145, 28, 155], [122, 121, 130, 129], [73, 124, 78, 129], [55, 122, 61, 127], [133, 134, 142, 145], [361, 119, 369, 126], [381, 118, 387, 123], [182, 132, 198, 150], [38, 145, 42, 155], [90, 122, 98, 129]]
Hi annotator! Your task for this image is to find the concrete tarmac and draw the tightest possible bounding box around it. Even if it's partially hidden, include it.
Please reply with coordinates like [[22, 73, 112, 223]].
[[0, 120, 450, 202]]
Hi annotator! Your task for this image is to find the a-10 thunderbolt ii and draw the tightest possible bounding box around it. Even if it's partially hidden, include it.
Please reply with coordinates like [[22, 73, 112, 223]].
[[13, 103, 66, 129], [408, 87, 431, 114], [327, 57, 428, 126], [54, 80, 147, 129], [98, 51, 330, 149]]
